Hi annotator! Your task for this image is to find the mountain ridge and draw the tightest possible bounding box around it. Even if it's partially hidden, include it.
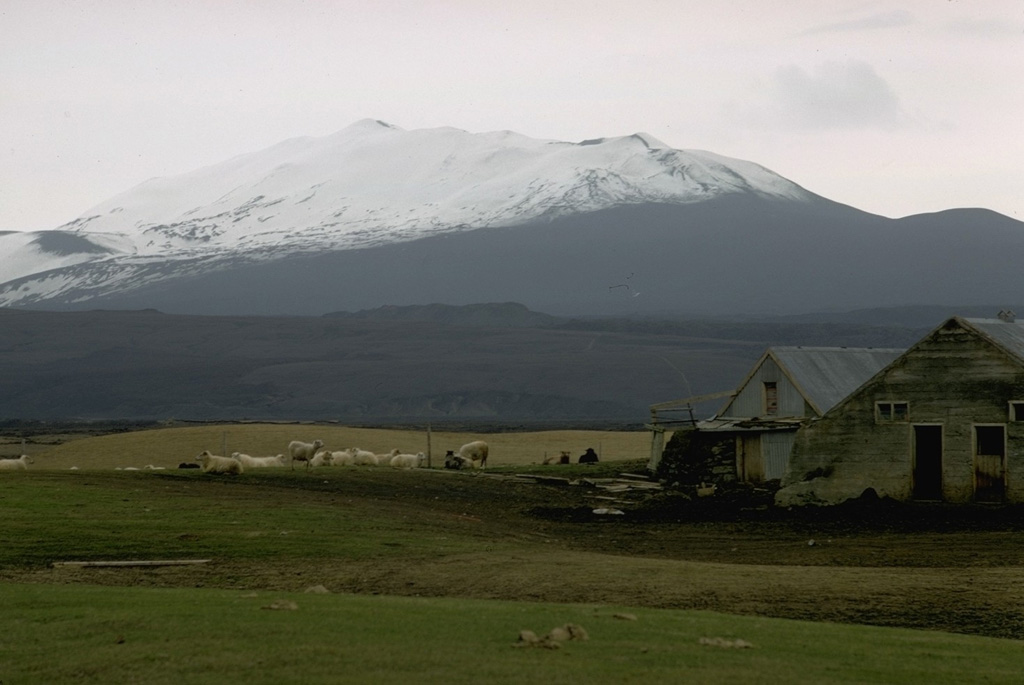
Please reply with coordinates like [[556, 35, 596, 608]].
[[1, 121, 1021, 317]]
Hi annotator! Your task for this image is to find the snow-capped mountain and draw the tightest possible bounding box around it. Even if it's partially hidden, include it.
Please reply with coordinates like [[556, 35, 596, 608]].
[[3, 119, 1023, 317], [69, 119, 813, 256], [0, 120, 817, 307]]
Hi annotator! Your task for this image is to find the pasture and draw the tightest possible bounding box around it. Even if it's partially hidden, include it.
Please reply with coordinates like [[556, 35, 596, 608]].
[[9, 422, 656, 470], [3, 583, 1021, 684], [3, 424, 1024, 682]]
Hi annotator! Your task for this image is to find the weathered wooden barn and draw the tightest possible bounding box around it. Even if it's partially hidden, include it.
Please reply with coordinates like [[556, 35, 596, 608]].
[[777, 315, 1024, 506], [652, 346, 902, 484]]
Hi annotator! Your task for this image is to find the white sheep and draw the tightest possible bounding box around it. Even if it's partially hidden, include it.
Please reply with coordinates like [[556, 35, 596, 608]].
[[349, 447, 381, 465], [309, 450, 332, 468], [288, 439, 324, 471], [233, 452, 286, 468], [329, 449, 355, 466], [390, 452, 427, 469], [144, 464, 166, 470], [458, 440, 489, 469], [0, 454, 33, 471], [368, 448, 399, 466], [196, 450, 244, 475]]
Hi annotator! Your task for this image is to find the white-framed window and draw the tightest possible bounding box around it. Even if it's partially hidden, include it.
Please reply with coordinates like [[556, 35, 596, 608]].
[[1009, 401, 1024, 422], [876, 401, 909, 422]]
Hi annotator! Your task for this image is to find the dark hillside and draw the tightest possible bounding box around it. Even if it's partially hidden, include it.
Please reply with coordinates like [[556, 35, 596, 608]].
[[18, 198, 1024, 319], [0, 306, 926, 422]]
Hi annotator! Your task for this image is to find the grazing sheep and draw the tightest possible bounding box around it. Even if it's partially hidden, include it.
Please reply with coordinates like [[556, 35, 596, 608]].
[[232, 452, 286, 468], [390, 452, 427, 469], [196, 450, 244, 475], [287, 439, 324, 470], [0, 454, 33, 471], [458, 440, 489, 469], [444, 450, 475, 469], [178, 462, 200, 469]]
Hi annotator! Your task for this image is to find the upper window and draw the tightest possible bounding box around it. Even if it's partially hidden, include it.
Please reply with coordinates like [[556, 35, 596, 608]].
[[763, 382, 778, 416], [1010, 402, 1024, 422], [876, 401, 909, 422]]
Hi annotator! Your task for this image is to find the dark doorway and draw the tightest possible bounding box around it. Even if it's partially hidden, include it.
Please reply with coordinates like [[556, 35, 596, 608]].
[[913, 425, 943, 500], [974, 425, 1006, 503]]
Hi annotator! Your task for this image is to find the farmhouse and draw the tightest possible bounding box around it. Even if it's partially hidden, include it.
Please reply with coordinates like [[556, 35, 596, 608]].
[[777, 315, 1024, 506], [653, 346, 902, 485]]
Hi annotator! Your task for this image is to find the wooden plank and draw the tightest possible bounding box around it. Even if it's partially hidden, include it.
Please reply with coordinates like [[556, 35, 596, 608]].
[[650, 390, 735, 411], [617, 472, 653, 480], [52, 559, 212, 568]]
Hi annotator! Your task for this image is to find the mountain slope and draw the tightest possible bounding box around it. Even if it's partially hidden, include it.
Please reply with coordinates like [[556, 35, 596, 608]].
[[16, 198, 1024, 318], [0, 306, 924, 422], [42, 120, 816, 260], [0, 120, 824, 311], [2, 120, 1022, 317]]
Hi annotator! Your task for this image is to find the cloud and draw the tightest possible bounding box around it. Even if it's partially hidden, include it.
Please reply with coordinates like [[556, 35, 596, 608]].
[[946, 16, 1023, 38], [741, 60, 909, 131], [801, 10, 914, 35]]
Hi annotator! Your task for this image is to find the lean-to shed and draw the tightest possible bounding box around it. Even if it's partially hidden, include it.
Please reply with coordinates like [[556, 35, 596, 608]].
[[777, 315, 1024, 506], [656, 346, 902, 483]]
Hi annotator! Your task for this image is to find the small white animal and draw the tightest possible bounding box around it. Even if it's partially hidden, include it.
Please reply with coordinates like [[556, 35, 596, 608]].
[[288, 439, 325, 470], [0, 455, 33, 471], [390, 452, 427, 469], [196, 450, 244, 475]]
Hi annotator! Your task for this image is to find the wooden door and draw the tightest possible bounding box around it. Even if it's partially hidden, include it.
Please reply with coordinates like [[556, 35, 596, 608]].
[[737, 434, 764, 483], [912, 425, 942, 500], [974, 425, 1006, 503]]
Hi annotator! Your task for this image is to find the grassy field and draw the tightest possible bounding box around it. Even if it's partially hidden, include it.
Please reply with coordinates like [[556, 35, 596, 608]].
[[3, 582, 1020, 685], [3, 425, 1024, 682], [19, 423, 657, 470]]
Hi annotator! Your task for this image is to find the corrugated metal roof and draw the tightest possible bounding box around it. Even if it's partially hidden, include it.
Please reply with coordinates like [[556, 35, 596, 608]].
[[770, 346, 904, 414], [963, 318, 1024, 364], [696, 417, 803, 432]]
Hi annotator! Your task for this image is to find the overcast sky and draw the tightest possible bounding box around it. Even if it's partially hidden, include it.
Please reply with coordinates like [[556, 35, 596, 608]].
[[2, 0, 1022, 232]]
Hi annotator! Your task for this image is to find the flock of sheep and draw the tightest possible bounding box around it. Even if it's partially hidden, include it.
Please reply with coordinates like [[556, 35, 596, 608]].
[[191, 439, 490, 475]]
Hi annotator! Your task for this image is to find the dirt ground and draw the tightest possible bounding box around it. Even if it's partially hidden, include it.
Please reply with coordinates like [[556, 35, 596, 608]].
[[12, 467, 1024, 641]]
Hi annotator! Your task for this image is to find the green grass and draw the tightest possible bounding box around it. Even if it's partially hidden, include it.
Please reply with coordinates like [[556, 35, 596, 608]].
[[0, 471, 512, 569], [4, 460, 1023, 683], [1, 583, 1020, 684]]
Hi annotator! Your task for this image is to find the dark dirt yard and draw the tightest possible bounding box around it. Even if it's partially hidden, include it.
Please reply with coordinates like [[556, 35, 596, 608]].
[[9, 466, 1024, 641]]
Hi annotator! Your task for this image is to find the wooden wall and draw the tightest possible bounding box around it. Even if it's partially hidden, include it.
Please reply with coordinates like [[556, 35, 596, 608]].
[[784, 320, 1024, 504]]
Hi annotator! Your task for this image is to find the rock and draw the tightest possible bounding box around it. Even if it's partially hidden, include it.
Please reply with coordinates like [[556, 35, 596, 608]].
[[304, 584, 330, 594], [261, 599, 299, 611], [699, 637, 753, 649]]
